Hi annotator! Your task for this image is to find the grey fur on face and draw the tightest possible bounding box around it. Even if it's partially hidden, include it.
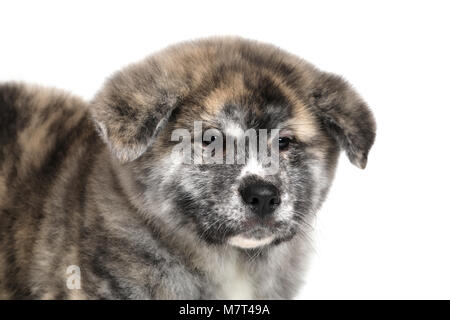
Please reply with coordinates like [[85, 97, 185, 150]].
[[0, 37, 375, 299]]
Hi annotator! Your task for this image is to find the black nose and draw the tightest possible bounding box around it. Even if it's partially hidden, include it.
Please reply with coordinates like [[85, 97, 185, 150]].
[[240, 182, 281, 217]]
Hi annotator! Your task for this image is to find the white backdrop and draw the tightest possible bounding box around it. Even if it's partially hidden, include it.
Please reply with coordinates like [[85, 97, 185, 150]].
[[1, 0, 449, 299]]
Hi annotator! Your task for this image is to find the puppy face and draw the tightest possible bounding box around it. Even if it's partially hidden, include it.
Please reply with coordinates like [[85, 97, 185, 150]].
[[147, 76, 338, 248], [91, 37, 376, 249]]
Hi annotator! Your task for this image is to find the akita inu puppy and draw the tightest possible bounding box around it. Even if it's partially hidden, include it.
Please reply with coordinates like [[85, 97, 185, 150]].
[[0, 37, 375, 299]]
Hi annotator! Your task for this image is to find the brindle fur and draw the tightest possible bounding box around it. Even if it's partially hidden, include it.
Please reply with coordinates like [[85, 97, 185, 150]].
[[0, 37, 375, 299]]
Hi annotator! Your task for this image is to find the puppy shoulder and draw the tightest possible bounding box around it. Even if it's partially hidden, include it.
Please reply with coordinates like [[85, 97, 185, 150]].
[[0, 82, 90, 146]]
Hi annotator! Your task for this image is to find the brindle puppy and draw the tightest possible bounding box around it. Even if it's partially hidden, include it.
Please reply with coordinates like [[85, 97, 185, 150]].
[[0, 37, 375, 299]]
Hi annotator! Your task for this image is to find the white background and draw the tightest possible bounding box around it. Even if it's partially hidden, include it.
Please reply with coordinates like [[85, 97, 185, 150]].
[[1, 1, 449, 299]]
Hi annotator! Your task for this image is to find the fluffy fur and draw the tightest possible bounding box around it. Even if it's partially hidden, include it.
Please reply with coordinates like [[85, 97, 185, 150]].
[[0, 37, 375, 299]]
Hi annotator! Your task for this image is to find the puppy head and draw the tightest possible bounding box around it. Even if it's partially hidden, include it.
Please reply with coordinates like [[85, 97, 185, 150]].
[[91, 37, 376, 249]]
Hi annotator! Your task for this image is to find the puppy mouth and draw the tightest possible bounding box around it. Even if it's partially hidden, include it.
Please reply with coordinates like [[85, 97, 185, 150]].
[[228, 223, 276, 249], [228, 234, 275, 249]]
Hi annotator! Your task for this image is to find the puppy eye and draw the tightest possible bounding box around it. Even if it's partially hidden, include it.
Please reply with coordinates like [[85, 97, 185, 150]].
[[203, 135, 217, 146], [278, 137, 292, 151]]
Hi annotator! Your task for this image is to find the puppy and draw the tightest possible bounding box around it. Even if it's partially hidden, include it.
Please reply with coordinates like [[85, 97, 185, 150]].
[[0, 37, 375, 299]]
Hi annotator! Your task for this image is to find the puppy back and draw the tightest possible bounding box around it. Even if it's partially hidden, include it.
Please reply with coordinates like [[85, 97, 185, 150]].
[[0, 83, 103, 298], [0, 83, 95, 195]]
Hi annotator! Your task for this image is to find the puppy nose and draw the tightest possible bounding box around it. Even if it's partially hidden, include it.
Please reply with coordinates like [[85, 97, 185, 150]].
[[240, 182, 281, 217]]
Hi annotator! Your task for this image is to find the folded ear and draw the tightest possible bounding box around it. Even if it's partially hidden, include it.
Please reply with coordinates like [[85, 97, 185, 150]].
[[90, 66, 186, 163], [309, 73, 376, 169]]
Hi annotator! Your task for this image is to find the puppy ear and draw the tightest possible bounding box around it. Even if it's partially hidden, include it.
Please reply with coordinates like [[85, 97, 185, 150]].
[[309, 73, 376, 169], [90, 68, 185, 163]]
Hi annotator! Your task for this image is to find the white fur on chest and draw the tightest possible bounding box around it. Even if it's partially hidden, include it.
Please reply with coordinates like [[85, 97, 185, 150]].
[[215, 253, 254, 299]]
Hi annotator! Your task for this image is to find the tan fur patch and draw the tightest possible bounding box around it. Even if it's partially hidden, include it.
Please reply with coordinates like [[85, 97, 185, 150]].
[[41, 292, 56, 300], [14, 85, 88, 176], [202, 73, 249, 116], [0, 175, 6, 204], [267, 72, 319, 142], [305, 145, 328, 161], [287, 100, 318, 142], [68, 289, 86, 300]]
